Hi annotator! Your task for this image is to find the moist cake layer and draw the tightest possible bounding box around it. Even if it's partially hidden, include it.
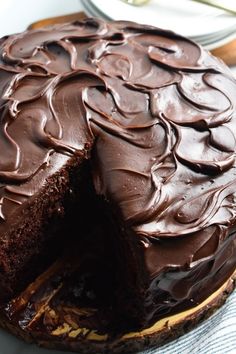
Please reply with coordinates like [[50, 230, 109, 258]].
[[0, 18, 235, 334]]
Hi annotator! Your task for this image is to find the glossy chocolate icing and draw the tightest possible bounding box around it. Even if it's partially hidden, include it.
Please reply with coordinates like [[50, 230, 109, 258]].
[[0, 18, 236, 327]]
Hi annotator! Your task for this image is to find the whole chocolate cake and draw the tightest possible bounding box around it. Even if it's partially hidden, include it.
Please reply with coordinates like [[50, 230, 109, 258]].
[[0, 17, 235, 353]]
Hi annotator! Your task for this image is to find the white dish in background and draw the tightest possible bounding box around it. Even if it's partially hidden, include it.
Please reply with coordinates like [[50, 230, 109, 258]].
[[203, 31, 236, 50], [89, 0, 236, 38], [82, 0, 236, 49]]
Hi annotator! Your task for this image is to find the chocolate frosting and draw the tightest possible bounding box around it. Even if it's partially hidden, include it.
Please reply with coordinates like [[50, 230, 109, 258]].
[[0, 18, 236, 324]]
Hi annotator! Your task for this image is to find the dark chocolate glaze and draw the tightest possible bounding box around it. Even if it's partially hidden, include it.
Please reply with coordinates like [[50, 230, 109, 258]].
[[0, 18, 236, 326]]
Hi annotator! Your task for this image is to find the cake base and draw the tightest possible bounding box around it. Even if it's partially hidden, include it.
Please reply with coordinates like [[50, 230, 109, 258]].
[[0, 262, 235, 354]]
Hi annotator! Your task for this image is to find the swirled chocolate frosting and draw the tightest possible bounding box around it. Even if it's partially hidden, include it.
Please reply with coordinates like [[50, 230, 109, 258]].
[[1, 18, 236, 326]]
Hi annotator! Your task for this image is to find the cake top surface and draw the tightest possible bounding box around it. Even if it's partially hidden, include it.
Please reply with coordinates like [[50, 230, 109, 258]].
[[0, 18, 236, 247]]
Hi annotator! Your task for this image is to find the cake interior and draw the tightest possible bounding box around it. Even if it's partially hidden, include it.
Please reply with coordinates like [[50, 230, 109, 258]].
[[0, 157, 149, 335]]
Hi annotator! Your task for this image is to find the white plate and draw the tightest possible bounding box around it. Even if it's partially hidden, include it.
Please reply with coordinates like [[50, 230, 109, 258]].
[[82, 0, 236, 49], [205, 31, 236, 50], [88, 0, 236, 39]]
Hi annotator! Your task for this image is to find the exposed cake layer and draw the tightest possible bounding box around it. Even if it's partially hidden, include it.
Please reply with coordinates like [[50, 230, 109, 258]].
[[0, 155, 90, 299], [0, 18, 236, 331]]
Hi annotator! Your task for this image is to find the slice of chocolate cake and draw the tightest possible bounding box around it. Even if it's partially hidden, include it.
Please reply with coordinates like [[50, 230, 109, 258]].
[[0, 17, 235, 353]]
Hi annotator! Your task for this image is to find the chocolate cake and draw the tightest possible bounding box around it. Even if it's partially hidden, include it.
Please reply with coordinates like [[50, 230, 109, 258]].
[[0, 17, 235, 353]]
